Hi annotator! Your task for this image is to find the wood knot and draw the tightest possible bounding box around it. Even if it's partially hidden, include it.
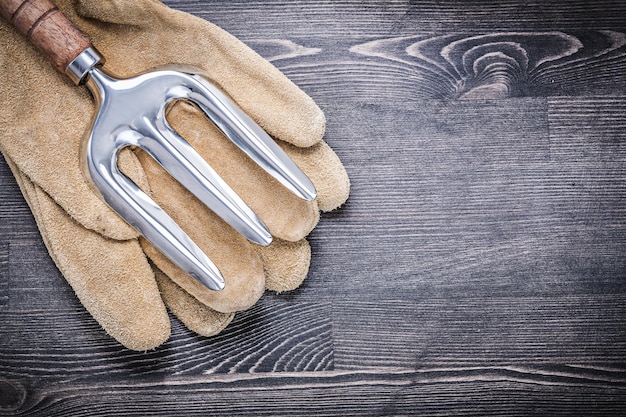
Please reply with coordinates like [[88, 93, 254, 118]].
[[350, 31, 626, 99], [0, 380, 26, 412]]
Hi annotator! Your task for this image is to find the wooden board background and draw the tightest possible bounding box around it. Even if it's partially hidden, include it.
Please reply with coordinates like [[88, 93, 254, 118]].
[[2, 1, 626, 415]]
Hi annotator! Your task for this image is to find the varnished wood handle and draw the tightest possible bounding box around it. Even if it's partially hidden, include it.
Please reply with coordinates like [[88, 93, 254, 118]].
[[0, 0, 91, 73]]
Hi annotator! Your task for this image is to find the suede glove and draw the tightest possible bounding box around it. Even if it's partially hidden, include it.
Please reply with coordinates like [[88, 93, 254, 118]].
[[0, 0, 349, 350]]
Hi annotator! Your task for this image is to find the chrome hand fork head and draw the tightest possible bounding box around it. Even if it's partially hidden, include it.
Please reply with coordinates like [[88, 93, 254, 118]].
[[70, 48, 317, 291]]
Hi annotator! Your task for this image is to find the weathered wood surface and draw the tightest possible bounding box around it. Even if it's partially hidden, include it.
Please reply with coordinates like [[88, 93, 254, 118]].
[[2, 0, 626, 415]]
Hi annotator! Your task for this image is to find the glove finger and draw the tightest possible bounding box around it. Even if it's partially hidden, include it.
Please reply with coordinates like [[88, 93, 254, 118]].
[[154, 267, 235, 337], [278, 141, 351, 213], [136, 147, 266, 314], [167, 102, 320, 242], [5, 156, 171, 351], [255, 238, 312, 293], [0, 20, 139, 241], [72, 0, 325, 148]]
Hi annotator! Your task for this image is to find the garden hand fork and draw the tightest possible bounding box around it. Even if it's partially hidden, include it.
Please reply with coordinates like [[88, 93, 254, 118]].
[[0, 0, 317, 291]]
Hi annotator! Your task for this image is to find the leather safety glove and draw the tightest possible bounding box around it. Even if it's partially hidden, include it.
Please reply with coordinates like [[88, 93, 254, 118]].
[[0, 0, 349, 350]]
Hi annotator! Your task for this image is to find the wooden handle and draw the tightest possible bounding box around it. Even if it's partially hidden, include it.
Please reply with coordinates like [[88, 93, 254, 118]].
[[0, 0, 91, 73]]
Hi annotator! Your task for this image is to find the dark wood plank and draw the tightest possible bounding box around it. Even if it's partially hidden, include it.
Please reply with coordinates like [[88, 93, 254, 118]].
[[2, 367, 626, 416], [165, 1, 626, 36], [549, 96, 626, 161], [163, 1, 626, 102], [240, 30, 626, 105], [332, 296, 626, 369], [0, 296, 334, 380], [4, 239, 75, 310], [301, 99, 626, 298]]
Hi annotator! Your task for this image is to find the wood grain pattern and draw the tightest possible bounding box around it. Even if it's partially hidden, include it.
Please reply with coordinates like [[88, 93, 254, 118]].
[[301, 99, 626, 301], [549, 96, 626, 160], [0, 295, 333, 380], [2, 368, 626, 416], [348, 31, 626, 99], [0, 243, 7, 307], [2, 0, 626, 415], [255, 29, 626, 103], [0, 0, 91, 73], [164, 1, 626, 102], [333, 296, 626, 369], [165, 0, 626, 36]]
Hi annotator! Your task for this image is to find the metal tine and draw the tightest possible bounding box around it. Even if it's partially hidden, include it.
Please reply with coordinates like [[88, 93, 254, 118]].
[[88, 132, 226, 291], [82, 65, 317, 293], [140, 119, 273, 247], [180, 74, 318, 202]]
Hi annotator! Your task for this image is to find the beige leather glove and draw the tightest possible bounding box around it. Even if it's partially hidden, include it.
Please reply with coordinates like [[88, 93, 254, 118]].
[[0, 0, 349, 350]]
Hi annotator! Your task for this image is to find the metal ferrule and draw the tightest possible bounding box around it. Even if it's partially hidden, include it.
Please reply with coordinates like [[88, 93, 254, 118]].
[[65, 46, 104, 85]]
